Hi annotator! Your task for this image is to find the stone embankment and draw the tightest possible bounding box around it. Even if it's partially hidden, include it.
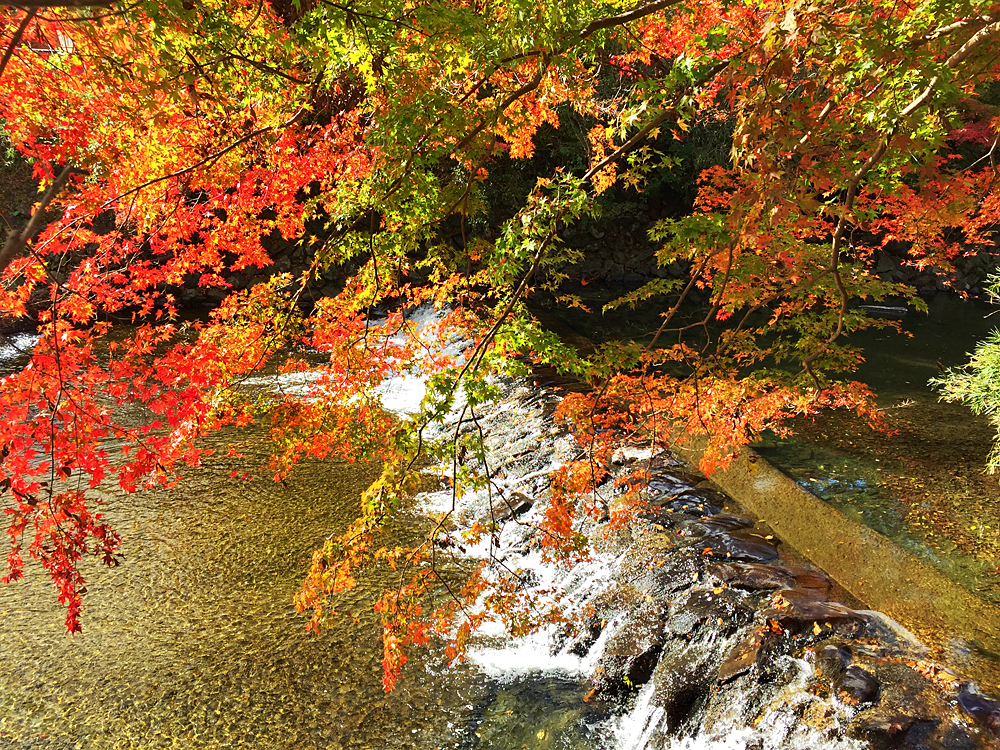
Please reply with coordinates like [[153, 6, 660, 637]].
[[430, 377, 1000, 749]]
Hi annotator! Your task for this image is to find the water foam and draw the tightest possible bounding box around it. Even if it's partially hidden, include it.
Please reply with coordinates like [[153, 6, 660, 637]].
[[239, 304, 467, 414]]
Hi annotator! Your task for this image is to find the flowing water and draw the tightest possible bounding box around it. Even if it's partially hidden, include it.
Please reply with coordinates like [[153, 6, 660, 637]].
[[4, 293, 1000, 749], [0, 331, 617, 749]]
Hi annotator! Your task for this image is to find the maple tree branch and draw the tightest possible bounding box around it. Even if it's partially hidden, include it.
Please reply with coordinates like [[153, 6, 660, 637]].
[[452, 55, 550, 153], [888, 20, 1000, 127], [799, 138, 888, 382], [584, 60, 728, 180], [0, 7, 36, 83], [317, 0, 425, 35], [583, 109, 671, 180], [799, 20, 1000, 383], [944, 18, 1000, 68], [446, 60, 733, 426], [216, 50, 311, 84], [918, 15, 996, 45], [35, 1, 140, 21], [579, 0, 682, 39], [0, 163, 72, 279], [98, 117, 298, 209], [455, 229, 553, 384], [645, 254, 714, 352]]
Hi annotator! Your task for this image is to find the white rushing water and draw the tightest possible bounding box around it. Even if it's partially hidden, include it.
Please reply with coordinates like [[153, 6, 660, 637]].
[[466, 551, 623, 679], [216, 303, 892, 749], [605, 656, 867, 750], [375, 304, 468, 414], [0, 331, 36, 366], [239, 304, 467, 413]]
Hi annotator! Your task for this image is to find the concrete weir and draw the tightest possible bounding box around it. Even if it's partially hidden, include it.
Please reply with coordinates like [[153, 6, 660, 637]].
[[677, 440, 1000, 689]]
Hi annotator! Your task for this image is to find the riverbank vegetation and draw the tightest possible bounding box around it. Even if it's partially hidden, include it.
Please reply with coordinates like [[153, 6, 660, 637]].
[[0, 0, 998, 688]]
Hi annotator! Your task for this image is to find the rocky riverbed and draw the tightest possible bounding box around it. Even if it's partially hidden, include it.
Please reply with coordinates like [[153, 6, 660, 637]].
[[421, 377, 1000, 749]]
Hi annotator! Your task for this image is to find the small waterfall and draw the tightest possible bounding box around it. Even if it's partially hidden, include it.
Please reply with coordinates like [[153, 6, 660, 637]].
[[418, 375, 1000, 749], [239, 304, 1000, 748]]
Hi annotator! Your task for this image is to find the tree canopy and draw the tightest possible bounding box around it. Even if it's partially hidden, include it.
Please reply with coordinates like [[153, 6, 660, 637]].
[[0, 0, 998, 689]]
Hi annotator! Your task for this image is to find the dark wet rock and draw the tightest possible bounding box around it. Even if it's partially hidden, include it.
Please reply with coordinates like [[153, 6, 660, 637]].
[[484, 491, 534, 526], [706, 562, 795, 591], [566, 615, 605, 658], [892, 720, 947, 750], [851, 692, 982, 750], [848, 711, 921, 747], [958, 683, 1000, 737], [655, 490, 723, 518], [858, 613, 933, 657], [647, 479, 684, 496], [646, 470, 702, 495], [696, 531, 779, 563], [639, 503, 688, 527], [763, 589, 867, 637], [752, 631, 797, 684], [936, 721, 981, 750], [812, 643, 852, 681], [666, 588, 754, 637], [651, 641, 714, 732], [660, 469, 704, 487], [717, 633, 763, 683], [675, 514, 754, 538], [839, 665, 880, 705], [789, 567, 832, 592], [730, 528, 780, 546], [624, 643, 662, 690], [634, 548, 702, 597], [845, 662, 957, 748], [691, 484, 731, 505], [595, 599, 667, 696]]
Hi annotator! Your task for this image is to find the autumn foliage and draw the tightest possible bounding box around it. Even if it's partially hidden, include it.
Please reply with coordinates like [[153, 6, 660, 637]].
[[0, 0, 997, 687]]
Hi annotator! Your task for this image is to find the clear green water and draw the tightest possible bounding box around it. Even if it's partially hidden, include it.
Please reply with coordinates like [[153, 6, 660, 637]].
[[755, 295, 1000, 607], [0, 440, 442, 748]]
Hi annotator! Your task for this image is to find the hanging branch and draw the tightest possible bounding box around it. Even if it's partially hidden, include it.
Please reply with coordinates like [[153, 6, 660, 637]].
[[0, 164, 73, 279], [0, 7, 36, 83]]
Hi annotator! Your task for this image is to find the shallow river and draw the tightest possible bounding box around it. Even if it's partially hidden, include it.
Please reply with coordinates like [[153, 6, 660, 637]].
[[0, 336, 610, 748], [1, 439, 456, 748], [5, 292, 1000, 748]]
